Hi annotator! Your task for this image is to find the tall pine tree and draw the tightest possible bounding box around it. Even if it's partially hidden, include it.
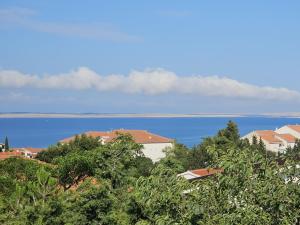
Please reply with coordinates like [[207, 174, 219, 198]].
[[217, 120, 240, 142], [4, 136, 9, 152]]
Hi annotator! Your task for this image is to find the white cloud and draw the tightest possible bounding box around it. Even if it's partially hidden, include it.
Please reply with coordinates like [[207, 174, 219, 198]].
[[0, 67, 299, 101], [0, 8, 140, 42]]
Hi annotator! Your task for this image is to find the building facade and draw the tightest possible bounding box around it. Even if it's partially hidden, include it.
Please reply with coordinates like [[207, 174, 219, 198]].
[[13, 147, 45, 158], [242, 125, 300, 153], [0, 143, 4, 152], [60, 129, 174, 162]]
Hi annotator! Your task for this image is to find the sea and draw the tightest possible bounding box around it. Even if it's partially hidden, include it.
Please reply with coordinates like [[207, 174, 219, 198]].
[[1, 117, 300, 148]]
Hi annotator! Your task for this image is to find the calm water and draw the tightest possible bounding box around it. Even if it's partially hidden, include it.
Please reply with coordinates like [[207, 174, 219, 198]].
[[1, 117, 300, 148]]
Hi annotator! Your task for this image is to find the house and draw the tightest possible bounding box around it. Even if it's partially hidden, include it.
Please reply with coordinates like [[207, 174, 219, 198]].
[[60, 129, 174, 162], [0, 147, 45, 160], [242, 125, 300, 153], [242, 130, 295, 153], [178, 168, 223, 181], [0, 151, 23, 160], [0, 143, 4, 152], [275, 125, 300, 139], [13, 147, 45, 158]]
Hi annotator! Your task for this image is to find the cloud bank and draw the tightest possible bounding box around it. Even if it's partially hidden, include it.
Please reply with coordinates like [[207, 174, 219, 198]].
[[0, 67, 299, 101], [0, 8, 140, 42]]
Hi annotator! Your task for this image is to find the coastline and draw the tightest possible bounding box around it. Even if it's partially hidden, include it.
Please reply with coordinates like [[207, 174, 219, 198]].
[[0, 113, 245, 118], [0, 113, 300, 118]]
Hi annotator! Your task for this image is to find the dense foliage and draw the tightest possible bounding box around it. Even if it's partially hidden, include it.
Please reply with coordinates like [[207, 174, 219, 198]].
[[0, 121, 300, 224]]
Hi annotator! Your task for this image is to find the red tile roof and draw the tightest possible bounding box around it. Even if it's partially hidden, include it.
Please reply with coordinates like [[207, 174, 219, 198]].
[[24, 147, 45, 153], [276, 134, 296, 143], [0, 151, 23, 160], [287, 125, 300, 133], [13, 147, 45, 154], [256, 130, 277, 136], [178, 168, 224, 180], [60, 129, 173, 144], [254, 130, 297, 144], [255, 130, 283, 144], [59, 131, 105, 143], [191, 168, 224, 177]]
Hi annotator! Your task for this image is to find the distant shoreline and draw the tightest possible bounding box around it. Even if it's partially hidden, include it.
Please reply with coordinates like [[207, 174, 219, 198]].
[[1, 113, 300, 118], [0, 113, 244, 118]]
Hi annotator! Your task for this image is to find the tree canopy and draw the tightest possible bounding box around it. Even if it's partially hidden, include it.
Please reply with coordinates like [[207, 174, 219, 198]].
[[0, 121, 300, 224]]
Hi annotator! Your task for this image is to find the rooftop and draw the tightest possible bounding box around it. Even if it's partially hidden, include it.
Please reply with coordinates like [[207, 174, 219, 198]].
[[190, 168, 224, 177], [255, 130, 282, 144], [287, 125, 300, 133], [12, 147, 45, 153], [252, 128, 298, 144], [60, 129, 173, 144], [276, 133, 297, 143], [178, 168, 223, 180], [0, 151, 23, 160]]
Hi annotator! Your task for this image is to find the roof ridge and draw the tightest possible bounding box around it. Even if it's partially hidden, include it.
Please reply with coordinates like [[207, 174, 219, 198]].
[[60, 129, 173, 144]]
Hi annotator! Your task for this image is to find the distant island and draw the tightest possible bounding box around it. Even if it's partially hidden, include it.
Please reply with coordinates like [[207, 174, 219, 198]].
[[1, 112, 300, 118]]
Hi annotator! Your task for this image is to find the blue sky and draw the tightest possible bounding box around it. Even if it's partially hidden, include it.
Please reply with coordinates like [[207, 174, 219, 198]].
[[0, 1, 300, 113]]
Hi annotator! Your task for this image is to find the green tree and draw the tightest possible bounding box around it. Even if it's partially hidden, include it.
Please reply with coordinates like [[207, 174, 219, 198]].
[[4, 136, 9, 152], [0, 175, 15, 196], [1, 121, 300, 224], [162, 141, 215, 171], [56, 153, 94, 190], [58, 180, 115, 225], [258, 138, 266, 153], [0, 157, 53, 182], [198, 136, 300, 225], [156, 156, 185, 173], [27, 168, 58, 206], [217, 120, 240, 143], [188, 138, 215, 169], [131, 156, 154, 177], [37, 134, 102, 163], [36, 143, 72, 163], [163, 142, 191, 170], [285, 139, 300, 161], [128, 166, 198, 224], [1, 168, 62, 225], [72, 133, 102, 151], [252, 135, 258, 145], [92, 133, 143, 188]]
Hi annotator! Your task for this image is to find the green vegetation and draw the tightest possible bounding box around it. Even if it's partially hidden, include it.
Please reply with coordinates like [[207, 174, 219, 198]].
[[37, 133, 102, 163], [0, 121, 299, 224]]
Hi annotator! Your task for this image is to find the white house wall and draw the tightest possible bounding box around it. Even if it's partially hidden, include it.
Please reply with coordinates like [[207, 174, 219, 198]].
[[275, 136, 296, 150], [243, 132, 282, 153], [142, 143, 173, 162], [242, 132, 257, 144], [243, 126, 300, 154]]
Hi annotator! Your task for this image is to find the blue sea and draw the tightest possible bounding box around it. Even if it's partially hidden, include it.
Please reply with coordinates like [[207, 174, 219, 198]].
[[1, 117, 300, 148]]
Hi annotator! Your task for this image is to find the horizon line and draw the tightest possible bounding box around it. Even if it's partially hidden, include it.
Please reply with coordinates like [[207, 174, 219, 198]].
[[1, 112, 300, 119]]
